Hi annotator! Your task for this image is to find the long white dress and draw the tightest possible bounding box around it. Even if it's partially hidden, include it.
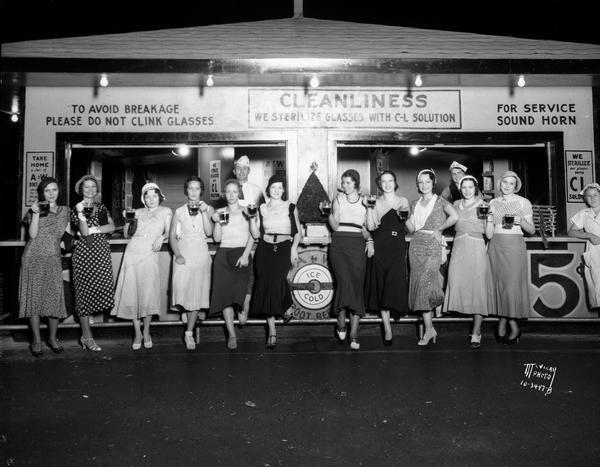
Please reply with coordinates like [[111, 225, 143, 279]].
[[171, 205, 213, 311], [112, 206, 171, 319], [570, 208, 600, 308]]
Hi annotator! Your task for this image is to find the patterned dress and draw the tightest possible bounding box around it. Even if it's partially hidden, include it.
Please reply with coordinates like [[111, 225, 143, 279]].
[[365, 207, 408, 318], [112, 206, 172, 319], [570, 208, 600, 308], [171, 205, 213, 312], [19, 206, 69, 318], [443, 200, 495, 316], [70, 203, 114, 316], [408, 196, 450, 311]]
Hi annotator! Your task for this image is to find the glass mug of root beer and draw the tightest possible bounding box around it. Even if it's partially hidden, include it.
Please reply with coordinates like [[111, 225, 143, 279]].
[[247, 203, 258, 218], [366, 194, 377, 208], [319, 200, 331, 216], [38, 201, 50, 217], [477, 202, 490, 220], [188, 201, 200, 216], [397, 206, 409, 221], [218, 208, 230, 225]]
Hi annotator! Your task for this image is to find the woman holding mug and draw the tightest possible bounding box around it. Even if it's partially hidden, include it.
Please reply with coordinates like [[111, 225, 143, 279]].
[[70, 175, 115, 351], [405, 169, 458, 346], [364, 170, 410, 345], [209, 179, 257, 350], [486, 171, 535, 344], [169, 176, 214, 350], [443, 176, 495, 348], [248, 174, 301, 349], [112, 183, 172, 350], [19, 178, 70, 356], [327, 169, 374, 351]]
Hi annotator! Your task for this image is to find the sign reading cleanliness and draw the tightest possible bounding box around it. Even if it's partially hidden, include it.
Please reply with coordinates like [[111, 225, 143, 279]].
[[249, 89, 462, 129]]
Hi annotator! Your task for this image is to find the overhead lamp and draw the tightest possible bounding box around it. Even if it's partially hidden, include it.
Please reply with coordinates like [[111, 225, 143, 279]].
[[171, 144, 191, 157], [206, 74, 214, 87], [1, 109, 19, 122], [99, 73, 109, 87], [517, 75, 526, 87], [414, 74, 423, 87], [11, 113, 18, 122], [309, 74, 319, 88], [409, 146, 428, 156]]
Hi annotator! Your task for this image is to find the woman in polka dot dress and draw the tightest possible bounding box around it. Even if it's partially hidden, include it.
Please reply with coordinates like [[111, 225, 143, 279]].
[[70, 175, 115, 351]]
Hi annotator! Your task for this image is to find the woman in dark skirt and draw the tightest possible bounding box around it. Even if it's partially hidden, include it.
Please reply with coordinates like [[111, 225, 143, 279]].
[[249, 174, 301, 349], [70, 175, 115, 351], [209, 179, 257, 350], [327, 169, 374, 350], [19, 178, 70, 356], [364, 170, 410, 345]]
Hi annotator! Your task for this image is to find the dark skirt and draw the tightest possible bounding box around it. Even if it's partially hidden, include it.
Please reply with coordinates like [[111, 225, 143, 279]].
[[250, 240, 293, 317], [208, 247, 250, 317], [365, 214, 408, 318], [329, 231, 367, 317]]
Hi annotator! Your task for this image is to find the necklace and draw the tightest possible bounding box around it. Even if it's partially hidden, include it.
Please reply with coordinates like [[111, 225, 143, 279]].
[[345, 193, 359, 204]]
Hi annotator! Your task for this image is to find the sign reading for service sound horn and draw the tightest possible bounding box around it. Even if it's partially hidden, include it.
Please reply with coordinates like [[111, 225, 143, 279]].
[[248, 89, 462, 129]]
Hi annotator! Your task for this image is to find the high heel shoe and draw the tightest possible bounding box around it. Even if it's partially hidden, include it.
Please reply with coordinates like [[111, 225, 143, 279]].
[[143, 335, 153, 349], [266, 335, 277, 350], [506, 330, 522, 345], [46, 339, 64, 353], [350, 338, 360, 350], [335, 326, 347, 342], [80, 337, 102, 352], [383, 331, 393, 346], [495, 329, 507, 344], [469, 334, 482, 349], [418, 328, 437, 346], [283, 310, 294, 324], [29, 342, 43, 357]]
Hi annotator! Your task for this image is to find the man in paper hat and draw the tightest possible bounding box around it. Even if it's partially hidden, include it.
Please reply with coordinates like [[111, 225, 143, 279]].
[[233, 155, 264, 207], [232, 155, 264, 323], [441, 161, 468, 203]]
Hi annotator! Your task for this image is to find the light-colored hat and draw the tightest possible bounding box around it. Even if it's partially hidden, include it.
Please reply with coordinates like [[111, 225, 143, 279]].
[[74, 174, 99, 196], [580, 182, 600, 196], [449, 161, 468, 172], [497, 171, 522, 193], [234, 155, 250, 167], [458, 175, 479, 187], [141, 182, 165, 206]]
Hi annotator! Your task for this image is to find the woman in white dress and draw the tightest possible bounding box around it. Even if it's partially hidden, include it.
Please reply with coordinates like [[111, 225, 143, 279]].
[[442, 176, 495, 348], [169, 176, 214, 350], [112, 183, 172, 350], [568, 182, 600, 309]]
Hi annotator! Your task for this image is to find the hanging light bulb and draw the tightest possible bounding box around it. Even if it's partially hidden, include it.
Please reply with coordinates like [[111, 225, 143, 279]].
[[309, 75, 319, 88], [99, 73, 109, 87], [172, 144, 190, 157], [414, 74, 423, 87], [11, 113, 19, 122], [409, 146, 420, 156], [206, 74, 214, 87], [517, 75, 526, 87]]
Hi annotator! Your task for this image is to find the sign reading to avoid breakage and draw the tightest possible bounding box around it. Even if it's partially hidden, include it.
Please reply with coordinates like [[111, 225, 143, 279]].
[[25, 152, 54, 206], [565, 150, 595, 203], [248, 89, 462, 129]]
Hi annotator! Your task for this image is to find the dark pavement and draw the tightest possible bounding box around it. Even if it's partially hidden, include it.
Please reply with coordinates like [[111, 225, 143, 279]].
[[1, 324, 599, 466]]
